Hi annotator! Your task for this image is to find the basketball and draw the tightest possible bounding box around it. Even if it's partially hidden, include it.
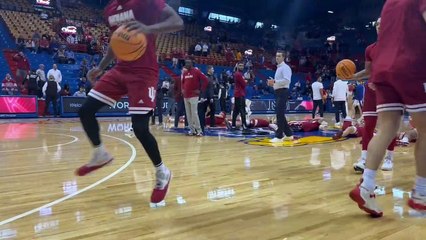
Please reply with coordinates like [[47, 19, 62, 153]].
[[336, 59, 356, 80], [110, 25, 147, 61]]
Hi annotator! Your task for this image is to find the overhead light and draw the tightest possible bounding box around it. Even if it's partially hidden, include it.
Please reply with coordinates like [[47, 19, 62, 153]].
[[328, 10, 334, 14], [365, 25, 370, 28]]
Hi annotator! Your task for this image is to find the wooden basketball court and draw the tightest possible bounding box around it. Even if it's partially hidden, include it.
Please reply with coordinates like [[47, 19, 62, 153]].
[[1, 115, 425, 240]]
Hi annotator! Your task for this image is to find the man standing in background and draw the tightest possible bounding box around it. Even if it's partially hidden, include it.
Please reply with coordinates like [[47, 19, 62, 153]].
[[311, 76, 324, 119], [47, 64, 62, 84], [332, 77, 348, 127], [182, 59, 208, 136], [231, 62, 248, 130], [198, 65, 217, 132], [268, 51, 293, 143]]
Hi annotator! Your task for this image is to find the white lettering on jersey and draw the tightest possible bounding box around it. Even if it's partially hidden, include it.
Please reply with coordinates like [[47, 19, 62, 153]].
[[148, 87, 156, 103], [108, 10, 135, 27], [184, 75, 193, 79]]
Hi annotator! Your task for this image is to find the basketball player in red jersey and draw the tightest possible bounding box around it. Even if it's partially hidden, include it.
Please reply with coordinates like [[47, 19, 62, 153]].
[[351, 18, 396, 173], [77, 0, 184, 207], [350, 0, 426, 217], [332, 119, 364, 140]]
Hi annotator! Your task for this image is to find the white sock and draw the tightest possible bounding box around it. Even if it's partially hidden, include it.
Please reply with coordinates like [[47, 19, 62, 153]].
[[361, 150, 367, 160], [361, 168, 377, 192], [402, 136, 409, 143], [385, 150, 394, 160], [415, 176, 426, 196]]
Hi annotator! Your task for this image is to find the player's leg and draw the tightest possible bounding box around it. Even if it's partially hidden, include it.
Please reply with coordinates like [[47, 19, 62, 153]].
[[231, 97, 240, 128], [349, 83, 403, 217], [198, 100, 207, 133], [334, 101, 341, 124], [44, 95, 51, 116], [318, 100, 324, 118], [190, 97, 202, 135], [353, 115, 376, 173], [209, 100, 216, 127], [183, 98, 195, 135], [131, 113, 171, 206], [407, 113, 426, 210], [76, 69, 125, 176], [382, 136, 397, 171], [312, 100, 318, 119], [240, 97, 247, 129], [272, 90, 284, 141], [128, 79, 171, 206]]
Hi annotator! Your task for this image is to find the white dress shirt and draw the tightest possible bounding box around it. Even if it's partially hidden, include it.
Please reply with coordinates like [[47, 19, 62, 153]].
[[273, 62, 292, 90], [47, 69, 62, 83]]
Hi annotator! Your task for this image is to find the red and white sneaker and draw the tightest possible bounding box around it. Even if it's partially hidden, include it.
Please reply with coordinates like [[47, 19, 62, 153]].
[[408, 190, 426, 211], [349, 181, 383, 218], [75, 148, 113, 176], [150, 168, 172, 208]]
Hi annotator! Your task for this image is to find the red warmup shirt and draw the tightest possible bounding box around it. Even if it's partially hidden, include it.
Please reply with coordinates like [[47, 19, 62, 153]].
[[365, 43, 377, 83], [104, 0, 165, 74], [182, 68, 208, 99], [233, 71, 246, 97], [372, 0, 426, 83]]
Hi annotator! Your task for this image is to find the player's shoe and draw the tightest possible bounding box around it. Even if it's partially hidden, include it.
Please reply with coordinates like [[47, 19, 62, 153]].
[[270, 137, 283, 143], [150, 167, 172, 208], [349, 180, 383, 217], [75, 148, 113, 176], [187, 131, 196, 136], [283, 136, 294, 141], [353, 158, 366, 173], [196, 132, 203, 137], [408, 190, 426, 211], [381, 157, 393, 171], [332, 130, 343, 140]]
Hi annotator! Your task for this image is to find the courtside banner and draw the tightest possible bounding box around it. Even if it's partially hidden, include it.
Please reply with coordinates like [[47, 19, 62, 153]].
[[250, 99, 313, 114], [0, 95, 38, 118], [61, 97, 130, 117], [61, 97, 312, 117]]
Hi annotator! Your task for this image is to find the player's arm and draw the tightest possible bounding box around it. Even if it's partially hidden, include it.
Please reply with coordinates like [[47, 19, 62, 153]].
[[98, 47, 115, 71], [126, 4, 184, 34], [87, 47, 115, 83], [352, 60, 371, 81]]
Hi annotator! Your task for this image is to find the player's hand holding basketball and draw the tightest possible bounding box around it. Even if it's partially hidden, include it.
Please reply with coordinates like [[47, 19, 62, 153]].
[[124, 21, 152, 34], [87, 67, 103, 85]]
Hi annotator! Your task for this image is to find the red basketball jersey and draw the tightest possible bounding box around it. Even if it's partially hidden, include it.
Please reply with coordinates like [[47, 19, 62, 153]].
[[372, 0, 426, 83], [365, 43, 378, 83], [104, 0, 165, 73]]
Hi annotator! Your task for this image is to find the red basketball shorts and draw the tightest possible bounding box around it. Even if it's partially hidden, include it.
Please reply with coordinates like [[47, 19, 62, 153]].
[[362, 86, 377, 117], [374, 74, 426, 113], [88, 67, 158, 114]]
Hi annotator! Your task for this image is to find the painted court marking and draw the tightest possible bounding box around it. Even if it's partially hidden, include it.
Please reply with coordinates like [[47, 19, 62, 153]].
[[0, 134, 137, 226], [0, 133, 79, 153]]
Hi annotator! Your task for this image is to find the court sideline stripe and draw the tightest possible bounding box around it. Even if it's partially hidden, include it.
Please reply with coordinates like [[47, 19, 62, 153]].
[[0, 134, 137, 226]]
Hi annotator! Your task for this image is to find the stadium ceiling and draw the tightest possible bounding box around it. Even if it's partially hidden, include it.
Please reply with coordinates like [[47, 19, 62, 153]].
[[89, 0, 385, 26]]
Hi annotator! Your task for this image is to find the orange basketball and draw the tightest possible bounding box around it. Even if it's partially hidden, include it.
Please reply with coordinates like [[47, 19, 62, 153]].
[[110, 25, 147, 62], [336, 59, 356, 80]]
